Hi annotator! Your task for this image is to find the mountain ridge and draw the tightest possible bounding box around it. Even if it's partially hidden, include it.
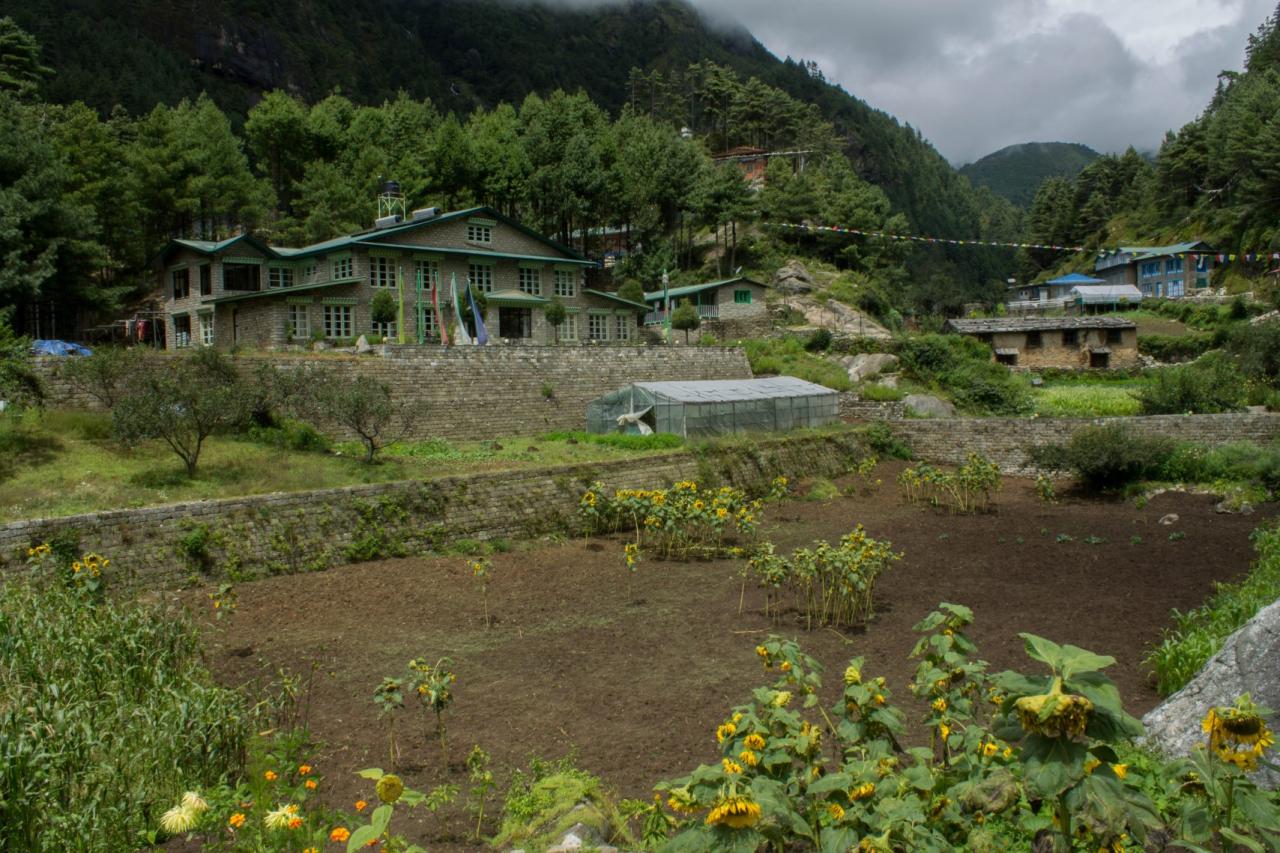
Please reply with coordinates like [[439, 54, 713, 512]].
[[960, 141, 1101, 207]]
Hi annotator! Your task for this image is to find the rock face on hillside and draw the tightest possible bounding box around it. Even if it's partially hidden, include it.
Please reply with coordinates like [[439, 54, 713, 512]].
[[903, 394, 956, 418], [778, 295, 892, 340], [844, 353, 899, 381], [772, 259, 816, 293], [1141, 598, 1280, 789]]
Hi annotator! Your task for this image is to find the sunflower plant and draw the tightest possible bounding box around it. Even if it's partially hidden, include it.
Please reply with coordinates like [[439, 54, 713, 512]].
[[407, 657, 457, 766], [373, 677, 405, 767], [342, 769, 456, 853]]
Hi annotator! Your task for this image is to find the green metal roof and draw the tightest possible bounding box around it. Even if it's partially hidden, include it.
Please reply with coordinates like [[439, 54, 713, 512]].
[[358, 241, 596, 267], [583, 288, 647, 310], [485, 288, 550, 306], [1120, 241, 1210, 261], [642, 276, 766, 302], [208, 278, 360, 305]]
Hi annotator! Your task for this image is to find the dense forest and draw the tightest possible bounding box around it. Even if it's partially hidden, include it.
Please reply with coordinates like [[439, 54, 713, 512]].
[[0, 0, 1028, 337], [1020, 3, 1280, 284], [959, 142, 1101, 207]]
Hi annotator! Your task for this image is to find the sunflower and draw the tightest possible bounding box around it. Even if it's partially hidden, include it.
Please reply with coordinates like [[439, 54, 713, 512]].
[[376, 773, 405, 804], [1202, 699, 1275, 772], [721, 758, 744, 775], [849, 782, 876, 801], [744, 733, 766, 751], [715, 722, 737, 743], [705, 794, 762, 829], [1014, 679, 1093, 739], [665, 785, 700, 814], [180, 791, 208, 813], [738, 749, 759, 767]]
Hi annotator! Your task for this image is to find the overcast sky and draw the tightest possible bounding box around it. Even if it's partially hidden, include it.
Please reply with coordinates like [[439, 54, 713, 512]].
[[683, 0, 1277, 164]]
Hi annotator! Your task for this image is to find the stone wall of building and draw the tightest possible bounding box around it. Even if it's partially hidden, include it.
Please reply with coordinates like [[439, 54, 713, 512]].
[[32, 345, 753, 440], [888, 413, 1280, 472], [0, 431, 867, 590]]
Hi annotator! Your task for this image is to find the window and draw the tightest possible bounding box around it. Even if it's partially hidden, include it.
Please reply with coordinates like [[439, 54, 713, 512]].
[[1166, 279, 1184, 298], [331, 256, 353, 280], [415, 260, 439, 293], [288, 304, 310, 339], [323, 305, 353, 339], [171, 268, 190, 300], [468, 263, 493, 292], [1196, 277, 1210, 289], [995, 351, 1017, 366], [1090, 351, 1110, 369], [419, 302, 437, 338], [1166, 256, 1184, 275], [734, 289, 752, 304], [200, 314, 214, 347], [1061, 329, 1078, 346], [466, 223, 493, 244], [267, 266, 294, 289], [302, 262, 317, 282], [222, 263, 260, 292], [559, 312, 578, 341], [518, 267, 541, 295], [554, 269, 577, 298], [1140, 261, 1161, 279], [372, 318, 396, 339], [1025, 331, 1042, 349], [369, 256, 396, 288], [498, 307, 532, 338], [1106, 328, 1124, 345], [614, 314, 632, 341], [173, 314, 192, 348], [588, 313, 608, 340], [199, 265, 212, 296]]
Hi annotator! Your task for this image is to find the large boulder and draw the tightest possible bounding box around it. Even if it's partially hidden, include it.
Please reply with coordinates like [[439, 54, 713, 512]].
[[903, 393, 956, 419], [1141, 598, 1280, 788], [847, 352, 900, 382], [772, 259, 815, 293]]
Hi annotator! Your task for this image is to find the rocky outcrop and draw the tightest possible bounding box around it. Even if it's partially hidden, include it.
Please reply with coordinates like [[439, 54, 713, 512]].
[[772, 259, 816, 293], [1141, 598, 1280, 788], [843, 353, 899, 382], [902, 394, 957, 419], [778, 295, 892, 340]]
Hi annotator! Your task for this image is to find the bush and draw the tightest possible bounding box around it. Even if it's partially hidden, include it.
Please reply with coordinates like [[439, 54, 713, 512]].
[[1138, 333, 1214, 362], [1134, 354, 1244, 414], [743, 338, 851, 391], [1230, 319, 1280, 383], [1030, 423, 1174, 490], [57, 346, 144, 408], [860, 422, 912, 460], [0, 309, 42, 411], [540, 430, 683, 451], [303, 373, 423, 463], [859, 382, 904, 402], [245, 418, 331, 452], [803, 327, 832, 352], [896, 334, 1031, 416]]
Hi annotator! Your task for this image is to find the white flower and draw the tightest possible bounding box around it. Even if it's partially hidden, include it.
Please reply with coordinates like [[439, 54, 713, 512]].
[[263, 803, 297, 830], [160, 805, 197, 834], [181, 791, 208, 813]]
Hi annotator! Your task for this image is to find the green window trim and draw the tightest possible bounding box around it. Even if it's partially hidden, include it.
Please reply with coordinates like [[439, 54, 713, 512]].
[[467, 256, 497, 266], [326, 251, 353, 262], [223, 256, 264, 265], [195, 306, 214, 315], [285, 296, 314, 305], [518, 260, 545, 269], [552, 263, 580, 271], [412, 252, 444, 262], [321, 297, 359, 306], [467, 217, 498, 227], [366, 248, 401, 259], [734, 289, 753, 304]]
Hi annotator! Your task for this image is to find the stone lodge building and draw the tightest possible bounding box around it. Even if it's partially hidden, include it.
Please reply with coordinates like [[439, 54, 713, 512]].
[[1093, 241, 1214, 299], [946, 316, 1139, 369], [154, 206, 646, 350], [643, 276, 770, 337]]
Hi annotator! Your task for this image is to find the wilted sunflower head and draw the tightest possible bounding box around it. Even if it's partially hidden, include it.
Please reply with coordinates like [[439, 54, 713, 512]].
[[376, 773, 405, 804], [1013, 680, 1093, 739], [705, 793, 762, 829]]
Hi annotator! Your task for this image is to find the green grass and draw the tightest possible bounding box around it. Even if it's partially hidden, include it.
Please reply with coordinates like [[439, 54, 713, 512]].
[[742, 337, 852, 391], [0, 411, 678, 522], [0, 561, 248, 851], [1031, 383, 1143, 417], [1145, 522, 1280, 695], [1114, 310, 1194, 337]]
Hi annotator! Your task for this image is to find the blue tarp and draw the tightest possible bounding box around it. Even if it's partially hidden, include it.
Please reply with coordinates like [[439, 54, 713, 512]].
[[31, 339, 93, 356]]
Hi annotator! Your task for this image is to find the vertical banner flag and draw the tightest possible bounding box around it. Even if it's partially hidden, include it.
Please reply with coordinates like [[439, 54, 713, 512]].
[[431, 270, 449, 346], [396, 268, 407, 345], [466, 280, 490, 346], [450, 273, 472, 346]]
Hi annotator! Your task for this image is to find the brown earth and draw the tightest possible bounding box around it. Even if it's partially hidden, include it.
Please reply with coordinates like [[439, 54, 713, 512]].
[[191, 465, 1276, 849]]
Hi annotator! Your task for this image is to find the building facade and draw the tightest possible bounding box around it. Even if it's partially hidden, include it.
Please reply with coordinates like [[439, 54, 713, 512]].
[[946, 316, 1139, 369], [154, 207, 646, 350], [1094, 241, 1214, 298], [643, 277, 769, 326]]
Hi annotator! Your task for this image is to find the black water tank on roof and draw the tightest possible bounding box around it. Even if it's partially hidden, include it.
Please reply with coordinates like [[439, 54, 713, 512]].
[[382, 180, 402, 196]]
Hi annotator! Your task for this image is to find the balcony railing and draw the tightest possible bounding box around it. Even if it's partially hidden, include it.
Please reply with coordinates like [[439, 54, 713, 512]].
[[644, 305, 719, 325]]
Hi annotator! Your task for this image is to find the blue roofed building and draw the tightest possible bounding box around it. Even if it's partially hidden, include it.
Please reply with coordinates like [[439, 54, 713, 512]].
[[1093, 241, 1214, 298], [1008, 273, 1105, 310]]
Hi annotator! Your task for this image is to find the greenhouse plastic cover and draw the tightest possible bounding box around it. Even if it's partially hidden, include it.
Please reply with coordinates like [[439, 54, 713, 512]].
[[587, 377, 839, 438]]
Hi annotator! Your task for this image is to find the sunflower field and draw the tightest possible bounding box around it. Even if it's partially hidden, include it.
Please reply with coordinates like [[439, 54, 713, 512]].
[[580, 480, 764, 559]]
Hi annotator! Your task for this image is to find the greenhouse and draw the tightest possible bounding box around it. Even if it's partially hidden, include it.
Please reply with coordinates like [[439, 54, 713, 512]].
[[586, 377, 840, 438]]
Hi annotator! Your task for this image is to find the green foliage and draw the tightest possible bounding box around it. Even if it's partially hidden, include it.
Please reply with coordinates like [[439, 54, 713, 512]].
[[1231, 318, 1280, 383], [1, 548, 249, 852], [1134, 354, 1245, 414], [959, 142, 1101, 207], [1030, 424, 1175, 491], [859, 422, 912, 460], [897, 453, 1003, 513], [56, 346, 143, 408], [370, 289, 397, 326], [496, 756, 620, 851], [303, 374, 419, 464], [245, 418, 331, 453], [803, 327, 832, 352], [743, 337, 852, 391], [858, 382, 905, 402], [670, 299, 701, 343], [1146, 521, 1280, 694], [0, 308, 42, 410], [544, 299, 567, 342], [897, 334, 1032, 415], [540, 430, 683, 451], [113, 347, 252, 477], [1031, 383, 1142, 417], [1138, 332, 1216, 361]]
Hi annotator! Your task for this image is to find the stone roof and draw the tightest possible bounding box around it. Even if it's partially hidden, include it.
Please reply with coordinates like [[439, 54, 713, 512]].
[[946, 316, 1136, 334]]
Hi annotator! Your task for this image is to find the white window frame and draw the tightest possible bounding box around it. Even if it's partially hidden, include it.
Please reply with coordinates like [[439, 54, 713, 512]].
[[554, 269, 577, 297], [288, 304, 310, 339], [371, 318, 397, 339], [267, 266, 294, 289], [331, 256, 353, 280], [587, 312, 609, 341], [323, 305, 353, 339], [614, 313, 632, 341], [466, 224, 493, 244], [559, 312, 579, 341], [518, 267, 541, 295], [468, 263, 494, 292], [369, 256, 396, 288], [199, 314, 214, 347]]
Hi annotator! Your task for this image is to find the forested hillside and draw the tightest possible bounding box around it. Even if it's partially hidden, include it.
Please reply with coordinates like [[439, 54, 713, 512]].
[[960, 142, 1100, 207], [2, 1, 1022, 315], [1020, 3, 1280, 285]]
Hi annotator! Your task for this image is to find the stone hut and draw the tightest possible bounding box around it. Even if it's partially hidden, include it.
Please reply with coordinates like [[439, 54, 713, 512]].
[[945, 316, 1138, 369]]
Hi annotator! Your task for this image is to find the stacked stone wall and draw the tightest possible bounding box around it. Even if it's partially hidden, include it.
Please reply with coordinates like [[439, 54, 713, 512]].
[[0, 431, 866, 590]]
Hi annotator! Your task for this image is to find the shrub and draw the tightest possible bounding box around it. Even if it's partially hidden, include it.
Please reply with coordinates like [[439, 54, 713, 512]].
[[896, 334, 1031, 415], [743, 338, 851, 391], [0, 309, 42, 411], [305, 375, 421, 463], [1030, 423, 1174, 490], [57, 345, 144, 408], [1138, 333, 1214, 362], [540, 430, 683, 451], [1134, 355, 1244, 415], [803, 327, 832, 352], [860, 422, 912, 460], [670, 300, 701, 343], [859, 382, 904, 402], [245, 418, 331, 452], [1230, 319, 1280, 383]]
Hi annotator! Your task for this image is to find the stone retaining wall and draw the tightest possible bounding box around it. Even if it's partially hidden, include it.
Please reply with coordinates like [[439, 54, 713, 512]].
[[889, 413, 1280, 472], [0, 431, 866, 590], [32, 345, 753, 441]]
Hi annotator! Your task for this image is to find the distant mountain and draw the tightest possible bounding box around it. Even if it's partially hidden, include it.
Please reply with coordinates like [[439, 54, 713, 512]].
[[961, 142, 1101, 207]]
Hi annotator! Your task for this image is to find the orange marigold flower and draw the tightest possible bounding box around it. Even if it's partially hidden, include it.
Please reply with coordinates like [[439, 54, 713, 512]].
[[305, 779, 318, 790], [228, 812, 246, 828], [329, 826, 351, 842], [354, 800, 368, 812], [298, 764, 312, 775], [288, 817, 303, 830], [264, 770, 278, 781]]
